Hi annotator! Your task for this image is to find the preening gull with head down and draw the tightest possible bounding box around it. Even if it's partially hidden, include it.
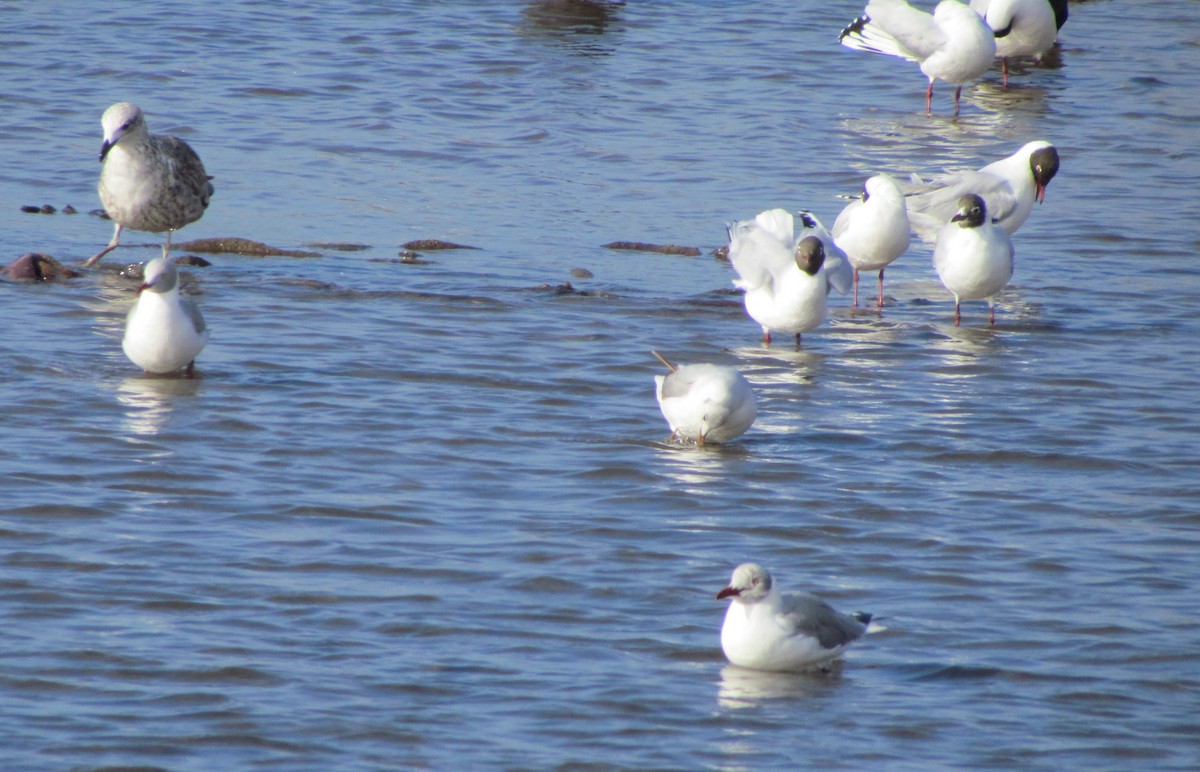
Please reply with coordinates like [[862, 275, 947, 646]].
[[652, 352, 756, 446], [86, 102, 213, 267]]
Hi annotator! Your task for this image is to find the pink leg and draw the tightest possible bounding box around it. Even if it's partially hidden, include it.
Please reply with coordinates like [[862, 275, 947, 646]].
[[989, 304, 996, 326], [877, 269, 885, 308], [954, 85, 963, 116], [1002, 58, 1009, 87], [84, 222, 123, 267], [926, 81, 934, 114], [954, 302, 962, 327], [852, 268, 860, 307], [762, 330, 772, 345]]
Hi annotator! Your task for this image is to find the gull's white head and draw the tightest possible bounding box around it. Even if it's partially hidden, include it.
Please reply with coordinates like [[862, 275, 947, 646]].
[[137, 257, 179, 295], [99, 102, 146, 162], [717, 562, 773, 604]]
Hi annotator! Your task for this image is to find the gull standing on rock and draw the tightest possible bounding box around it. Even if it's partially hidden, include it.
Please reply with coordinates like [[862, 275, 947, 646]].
[[832, 174, 912, 308], [717, 563, 873, 673], [727, 209, 839, 346], [971, 0, 1068, 85], [904, 140, 1059, 243], [839, 0, 996, 115], [933, 194, 1014, 326], [652, 352, 756, 446], [123, 256, 209, 375], [86, 102, 213, 267]]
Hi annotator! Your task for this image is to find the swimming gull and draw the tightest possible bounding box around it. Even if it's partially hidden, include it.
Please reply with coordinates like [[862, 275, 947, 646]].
[[717, 562, 872, 672], [123, 256, 210, 375], [86, 102, 213, 267]]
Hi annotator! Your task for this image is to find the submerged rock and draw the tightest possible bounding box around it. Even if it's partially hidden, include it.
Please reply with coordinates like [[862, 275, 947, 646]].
[[400, 239, 479, 251], [173, 237, 320, 258], [603, 241, 700, 256], [4, 253, 81, 281]]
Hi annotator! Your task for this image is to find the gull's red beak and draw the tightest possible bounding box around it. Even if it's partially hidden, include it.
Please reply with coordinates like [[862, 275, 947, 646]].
[[1036, 182, 1047, 204], [716, 586, 741, 600]]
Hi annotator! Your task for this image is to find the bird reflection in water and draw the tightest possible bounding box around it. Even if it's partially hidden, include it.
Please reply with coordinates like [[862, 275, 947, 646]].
[[117, 374, 201, 438]]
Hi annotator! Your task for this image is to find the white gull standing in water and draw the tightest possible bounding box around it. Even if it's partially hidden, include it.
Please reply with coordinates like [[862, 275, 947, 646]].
[[652, 352, 756, 446], [123, 256, 209, 375], [717, 563, 872, 672], [933, 194, 1015, 326], [971, 0, 1068, 85], [903, 140, 1060, 243], [839, 0, 996, 115], [831, 174, 912, 309], [86, 102, 213, 267], [726, 209, 840, 346]]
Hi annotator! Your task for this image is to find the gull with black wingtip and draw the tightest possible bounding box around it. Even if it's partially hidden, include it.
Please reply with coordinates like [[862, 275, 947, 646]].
[[717, 563, 873, 673]]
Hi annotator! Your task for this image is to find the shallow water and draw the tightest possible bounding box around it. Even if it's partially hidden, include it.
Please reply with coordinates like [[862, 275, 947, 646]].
[[2, 0, 1200, 768]]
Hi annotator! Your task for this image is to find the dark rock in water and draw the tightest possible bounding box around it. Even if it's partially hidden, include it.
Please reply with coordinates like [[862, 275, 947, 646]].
[[173, 237, 320, 258], [90, 209, 111, 219], [712, 246, 729, 261], [21, 205, 57, 214], [533, 281, 580, 295], [570, 267, 594, 279], [370, 251, 431, 265], [4, 253, 80, 281], [603, 241, 701, 256], [307, 242, 371, 252], [63, 205, 77, 214], [401, 239, 479, 251], [174, 255, 213, 267]]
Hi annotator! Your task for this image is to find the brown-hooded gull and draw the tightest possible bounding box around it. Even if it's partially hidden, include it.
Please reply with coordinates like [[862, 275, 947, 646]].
[[932, 194, 1015, 326]]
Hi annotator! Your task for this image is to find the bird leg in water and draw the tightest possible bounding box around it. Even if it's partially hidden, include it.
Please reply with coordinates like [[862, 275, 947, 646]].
[[85, 222, 123, 267]]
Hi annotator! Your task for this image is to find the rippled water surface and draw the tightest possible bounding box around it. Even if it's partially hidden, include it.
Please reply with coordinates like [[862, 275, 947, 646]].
[[2, 0, 1199, 768]]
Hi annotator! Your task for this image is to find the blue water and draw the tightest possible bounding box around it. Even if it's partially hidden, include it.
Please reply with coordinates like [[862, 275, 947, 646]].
[[2, 0, 1199, 768]]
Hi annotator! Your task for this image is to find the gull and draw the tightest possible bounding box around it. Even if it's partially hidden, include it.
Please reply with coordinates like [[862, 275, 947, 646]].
[[86, 102, 214, 267], [726, 209, 838, 346], [652, 351, 756, 446], [971, 0, 1068, 85], [831, 174, 912, 308], [796, 211, 854, 297], [933, 194, 1014, 325], [839, 0, 996, 115], [123, 257, 209, 375], [903, 140, 1060, 243], [717, 563, 872, 673]]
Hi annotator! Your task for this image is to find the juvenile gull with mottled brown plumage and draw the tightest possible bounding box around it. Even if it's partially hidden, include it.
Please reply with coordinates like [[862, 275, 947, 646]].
[[85, 102, 213, 267]]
